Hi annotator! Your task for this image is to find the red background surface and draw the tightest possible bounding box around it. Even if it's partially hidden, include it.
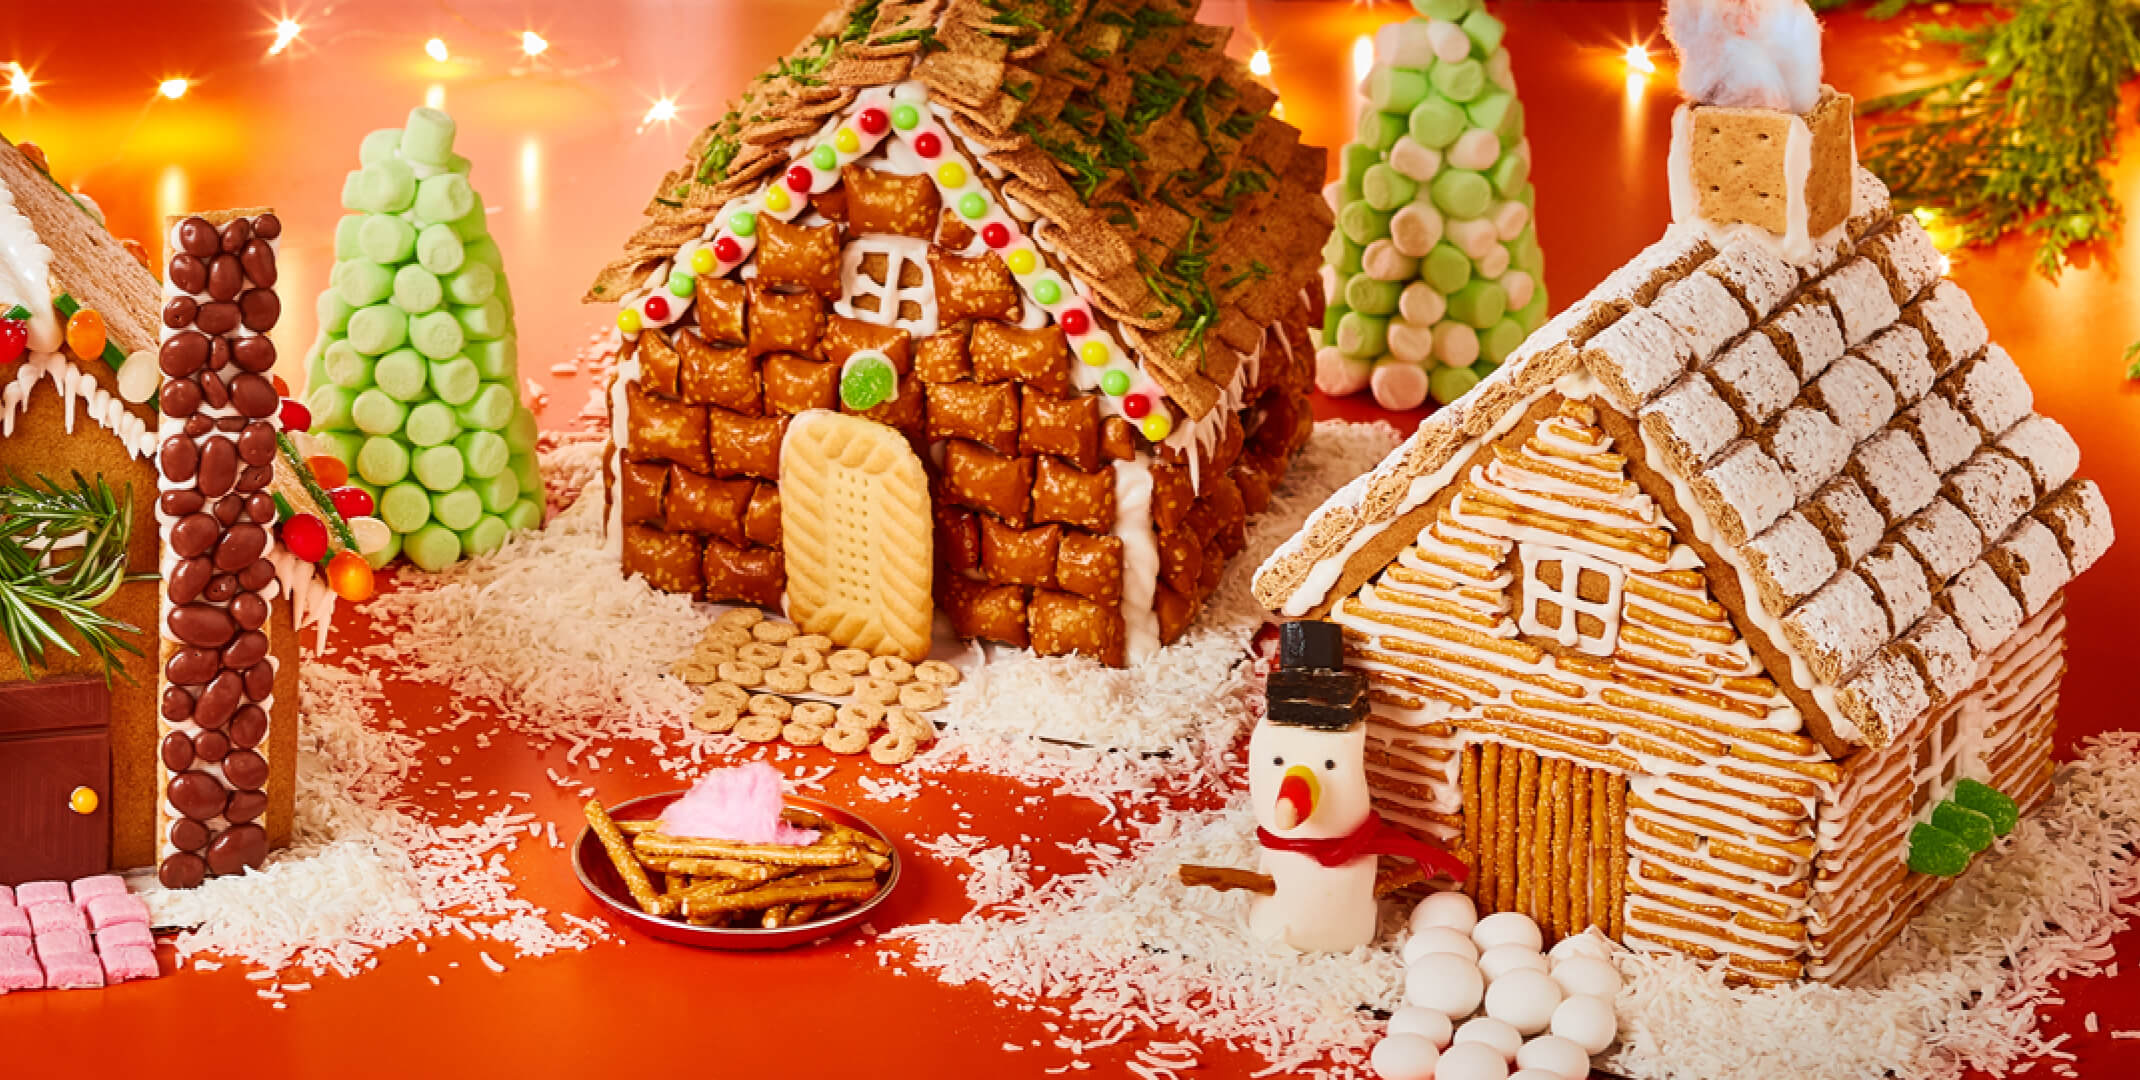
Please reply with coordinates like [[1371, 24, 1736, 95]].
[[2, 1, 2137, 1074]]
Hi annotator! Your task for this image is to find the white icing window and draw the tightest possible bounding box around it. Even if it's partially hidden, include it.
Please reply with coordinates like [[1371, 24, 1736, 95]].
[[1516, 543, 1625, 656], [1912, 701, 1985, 815], [835, 234, 938, 337]]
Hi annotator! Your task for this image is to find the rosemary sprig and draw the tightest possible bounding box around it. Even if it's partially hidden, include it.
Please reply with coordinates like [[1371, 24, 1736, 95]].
[[0, 472, 148, 681]]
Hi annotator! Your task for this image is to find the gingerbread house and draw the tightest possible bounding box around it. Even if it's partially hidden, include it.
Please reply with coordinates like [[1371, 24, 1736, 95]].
[[588, 0, 1326, 665], [0, 137, 353, 892], [1252, 90, 2111, 984]]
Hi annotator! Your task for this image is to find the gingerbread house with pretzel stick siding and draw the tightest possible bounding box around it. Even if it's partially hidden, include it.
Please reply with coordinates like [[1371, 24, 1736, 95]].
[[588, 0, 1325, 665], [1252, 91, 2112, 984]]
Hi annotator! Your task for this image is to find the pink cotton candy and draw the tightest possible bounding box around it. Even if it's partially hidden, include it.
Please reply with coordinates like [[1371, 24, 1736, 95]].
[[659, 763, 819, 846]]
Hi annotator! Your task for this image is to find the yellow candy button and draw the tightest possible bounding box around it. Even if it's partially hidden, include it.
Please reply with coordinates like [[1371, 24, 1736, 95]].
[[765, 186, 791, 213], [617, 308, 643, 334], [1005, 248, 1037, 276], [1080, 341, 1111, 367], [936, 161, 967, 188], [69, 786, 98, 815], [1142, 413, 1173, 441], [690, 247, 717, 275], [835, 128, 861, 154]]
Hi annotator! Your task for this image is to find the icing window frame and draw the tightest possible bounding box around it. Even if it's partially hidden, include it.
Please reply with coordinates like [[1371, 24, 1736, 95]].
[[1515, 543, 1625, 656], [1910, 699, 1982, 817]]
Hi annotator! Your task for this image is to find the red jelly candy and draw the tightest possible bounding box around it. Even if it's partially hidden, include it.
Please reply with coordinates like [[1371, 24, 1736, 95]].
[[0, 317, 24, 364], [329, 486, 374, 519], [279, 399, 312, 432], [786, 165, 813, 192], [1060, 308, 1090, 336], [858, 108, 888, 136], [914, 132, 941, 159], [981, 222, 1010, 249], [1122, 393, 1151, 420], [643, 294, 670, 322], [281, 514, 328, 563], [714, 235, 743, 263]]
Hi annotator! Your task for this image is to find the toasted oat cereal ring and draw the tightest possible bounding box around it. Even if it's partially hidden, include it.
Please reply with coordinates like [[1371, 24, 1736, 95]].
[[808, 670, 855, 697], [867, 655, 915, 684], [738, 642, 784, 668], [751, 620, 797, 644], [793, 701, 837, 727], [898, 681, 945, 711], [762, 666, 810, 695], [854, 677, 900, 706], [781, 721, 826, 747], [691, 703, 740, 734], [828, 648, 872, 675], [716, 607, 764, 630], [836, 702, 886, 732], [780, 646, 826, 674], [914, 660, 962, 687], [886, 706, 937, 744], [695, 642, 737, 665], [791, 634, 834, 652], [670, 657, 722, 685], [711, 626, 754, 648], [717, 661, 765, 689], [747, 693, 793, 720], [868, 731, 920, 766], [703, 682, 750, 711], [823, 725, 869, 755], [734, 714, 783, 743]]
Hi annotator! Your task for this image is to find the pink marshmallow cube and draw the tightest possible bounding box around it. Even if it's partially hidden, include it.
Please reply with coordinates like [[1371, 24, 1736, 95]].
[[36, 929, 92, 958], [69, 875, 126, 908], [95, 922, 155, 952], [0, 949, 41, 992], [26, 901, 83, 936], [0, 906, 27, 938], [0, 885, 11, 906], [83, 893, 148, 931], [39, 950, 103, 989], [0, 936, 28, 958], [101, 946, 159, 983], [15, 881, 67, 907]]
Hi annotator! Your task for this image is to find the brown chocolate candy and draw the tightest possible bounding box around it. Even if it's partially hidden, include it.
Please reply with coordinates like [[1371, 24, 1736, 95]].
[[214, 522, 268, 571], [203, 574, 239, 603], [228, 704, 269, 747], [170, 513, 219, 557], [219, 217, 252, 254], [166, 647, 218, 686], [213, 495, 243, 526], [169, 819, 209, 854], [231, 334, 276, 373], [159, 852, 208, 890], [200, 368, 231, 409], [167, 771, 228, 821], [176, 216, 218, 258], [239, 238, 277, 287], [159, 686, 194, 723], [230, 591, 268, 630], [241, 663, 274, 702], [246, 493, 277, 524], [197, 436, 239, 497], [224, 789, 268, 825], [161, 731, 196, 772], [206, 824, 269, 876], [222, 749, 269, 791], [159, 489, 206, 517], [254, 213, 281, 239], [183, 414, 213, 438], [168, 555, 212, 604], [159, 378, 202, 419], [238, 421, 278, 465], [229, 373, 277, 418], [163, 295, 199, 330], [168, 253, 208, 295], [222, 630, 270, 671], [237, 464, 274, 493], [167, 603, 237, 649], [238, 560, 277, 592], [207, 254, 244, 301], [159, 435, 199, 484], [239, 289, 280, 333], [206, 334, 232, 372], [194, 729, 232, 764], [160, 330, 209, 377], [193, 671, 243, 729], [196, 301, 241, 335], [217, 415, 246, 433]]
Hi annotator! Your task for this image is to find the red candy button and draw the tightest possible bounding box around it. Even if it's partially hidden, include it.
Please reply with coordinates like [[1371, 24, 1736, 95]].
[[644, 294, 670, 322], [858, 108, 888, 135], [1122, 393, 1151, 419], [281, 514, 328, 563], [714, 235, 743, 263], [330, 486, 374, 519], [1060, 307, 1091, 336], [0, 317, 24, 364], [786, 165, 813, 192], [279, 399, 312, 432], [981, 222, 1011, 249], [914, 132, 942, 159]]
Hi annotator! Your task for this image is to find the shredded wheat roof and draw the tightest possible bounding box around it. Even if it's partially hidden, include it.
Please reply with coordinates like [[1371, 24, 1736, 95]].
[[1253, 169, 2111, 751]]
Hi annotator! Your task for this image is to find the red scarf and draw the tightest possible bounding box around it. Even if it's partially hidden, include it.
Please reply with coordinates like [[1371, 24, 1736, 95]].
[[1258, 811, 1470, 883]]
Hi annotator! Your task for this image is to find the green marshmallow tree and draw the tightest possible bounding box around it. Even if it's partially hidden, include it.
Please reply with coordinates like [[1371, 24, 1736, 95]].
[[1318, 0, 1547, 409], [305, 105, 544, 572]]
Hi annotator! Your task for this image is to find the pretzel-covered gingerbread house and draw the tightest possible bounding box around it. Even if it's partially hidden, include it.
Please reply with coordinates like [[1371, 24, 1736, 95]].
[[589, 0, 1326, 665], [1252, 88, 2111, 985]]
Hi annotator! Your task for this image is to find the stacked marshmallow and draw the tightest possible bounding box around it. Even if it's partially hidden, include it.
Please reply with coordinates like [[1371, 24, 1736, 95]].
[[1371, 892, 1622, 1080], [1317, 0, 1547, 412]]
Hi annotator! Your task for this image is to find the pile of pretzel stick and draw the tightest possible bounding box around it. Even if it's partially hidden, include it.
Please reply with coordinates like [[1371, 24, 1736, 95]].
[[584, 799, 893, 929]]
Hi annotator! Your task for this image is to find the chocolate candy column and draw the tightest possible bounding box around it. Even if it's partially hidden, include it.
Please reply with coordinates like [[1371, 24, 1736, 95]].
[[154, 211, 284, 889]]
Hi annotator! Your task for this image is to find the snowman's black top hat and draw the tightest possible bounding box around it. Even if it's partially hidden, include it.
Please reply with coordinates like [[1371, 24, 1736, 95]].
[[1268, 620, 1367, 731]]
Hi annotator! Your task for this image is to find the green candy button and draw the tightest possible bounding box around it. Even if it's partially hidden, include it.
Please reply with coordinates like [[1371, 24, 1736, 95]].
[[840, 352, 898, 411]]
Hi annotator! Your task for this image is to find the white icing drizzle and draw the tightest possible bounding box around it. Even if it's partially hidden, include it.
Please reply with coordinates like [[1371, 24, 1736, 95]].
[[1111, 456, 1161, 664], [1665, 103, 1854, 266], [834, 234, 938, 337], [603, 354, 641, 560], [272, 548, 336, 653], [0, 350, 157, 459], [0, 173, 62, 352]]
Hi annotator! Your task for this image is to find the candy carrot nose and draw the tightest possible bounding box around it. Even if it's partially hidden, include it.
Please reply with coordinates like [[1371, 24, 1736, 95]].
[[1274, 766, 1319, 830]]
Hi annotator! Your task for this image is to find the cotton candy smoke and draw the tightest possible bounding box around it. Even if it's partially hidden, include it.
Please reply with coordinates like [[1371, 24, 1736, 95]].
[[1664, 0, 1823, 114]]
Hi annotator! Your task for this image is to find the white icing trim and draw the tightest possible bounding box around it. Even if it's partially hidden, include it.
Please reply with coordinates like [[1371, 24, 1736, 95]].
[[1515, 542, 1626, 654], [1665, 103, 1850, 266], [0, 351, 157, 459], [1111, 456, 1160, 664], [0, 173, 62, 353], [603, 354, 641, 561]]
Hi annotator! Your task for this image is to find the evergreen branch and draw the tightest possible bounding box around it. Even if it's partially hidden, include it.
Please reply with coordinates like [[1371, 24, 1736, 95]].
[[0, 471, 149, 681]]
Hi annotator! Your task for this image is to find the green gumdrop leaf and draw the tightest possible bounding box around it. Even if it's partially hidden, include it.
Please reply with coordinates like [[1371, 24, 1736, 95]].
[[840, 354, 896, 411], [1931, 800, 1995, 853], [1952, 778, 2020, 836], [1907, 822, 1972, 877]]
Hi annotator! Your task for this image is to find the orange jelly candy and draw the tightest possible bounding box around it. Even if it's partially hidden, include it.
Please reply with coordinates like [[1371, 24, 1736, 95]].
[[328, 550, 375, 603], [307, 455, 349, 488], [65, 308, 106, 360]]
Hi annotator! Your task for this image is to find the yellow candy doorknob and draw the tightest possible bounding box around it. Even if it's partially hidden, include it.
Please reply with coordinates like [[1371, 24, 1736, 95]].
[[69, 786, 99, 815]]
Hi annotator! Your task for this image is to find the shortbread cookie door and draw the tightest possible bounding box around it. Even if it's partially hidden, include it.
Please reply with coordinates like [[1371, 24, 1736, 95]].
[[779, 411, 933, 661]]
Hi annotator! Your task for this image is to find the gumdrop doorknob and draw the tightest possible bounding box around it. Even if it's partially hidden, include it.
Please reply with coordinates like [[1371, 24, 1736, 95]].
[[69, 786, 99, 815]]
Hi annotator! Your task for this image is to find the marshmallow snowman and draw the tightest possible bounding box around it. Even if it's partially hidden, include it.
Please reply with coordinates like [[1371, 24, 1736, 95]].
[[1247, 642, 1379, 953]]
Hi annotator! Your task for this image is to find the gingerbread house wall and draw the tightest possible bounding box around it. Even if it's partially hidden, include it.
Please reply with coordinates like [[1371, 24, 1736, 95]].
[[1328, 390, 1841, 983], [1806, 595, 2064, 982]]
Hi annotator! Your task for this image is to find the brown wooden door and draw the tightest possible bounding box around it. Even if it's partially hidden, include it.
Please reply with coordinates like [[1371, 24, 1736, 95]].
[[0, 677, 112, 885]]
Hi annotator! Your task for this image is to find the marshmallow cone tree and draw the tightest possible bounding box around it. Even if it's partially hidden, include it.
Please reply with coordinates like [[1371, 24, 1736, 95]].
[[303, 105, 543, 572], [1317, 0, 1547, 410]]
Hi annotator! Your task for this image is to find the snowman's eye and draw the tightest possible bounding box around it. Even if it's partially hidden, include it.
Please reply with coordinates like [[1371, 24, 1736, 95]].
[[1325, 759, 1336, 771], [1272, 756, 1283, 767]]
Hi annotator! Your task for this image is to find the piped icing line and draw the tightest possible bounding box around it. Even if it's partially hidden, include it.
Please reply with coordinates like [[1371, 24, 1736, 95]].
[[0, 350, 158, 458], [1111, 457, 1161, 666], [602, 352, 641, 561], [0, 172, 62, 353]]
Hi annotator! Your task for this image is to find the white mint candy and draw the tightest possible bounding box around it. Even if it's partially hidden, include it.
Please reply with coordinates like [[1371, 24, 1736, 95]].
[[1389, 1006, 1455, 1049], [1371, 1034, 1441, 1080], [1404, 925, 1480, 966], [1427, 21, 1473, 64], [1390, 137, 1443, 183], [1502, 270, 1536, 313], [1452, 1017, 1523, 1062], [1449, 129, 1503, 172], [1548, 931, 1611, 965], [1514, 1035, 1591, 1080], [1479, 943, 1550, 982], [1399, 281, 1448, 327], [1315, 346, 1372, 397], [1484, 968, 1562, 1036], [1473, 912, 1544, 953], [1412, 889, 1480, 935], [1390, 204, 1444, 258], [1510, 1072, 1564, 1080], [117, 349, 160, 404], [1551, 956, 1623, 1001], [1550, 994, 1617, 1055], [1385, 318, 1436, 367], [1406, 951, 1485, 1017], [1437, 1040, 1513, 1080], [1371, 360, 1429, 411]]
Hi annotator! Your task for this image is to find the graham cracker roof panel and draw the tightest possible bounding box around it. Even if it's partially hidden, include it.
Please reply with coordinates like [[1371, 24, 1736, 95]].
[[0, 136, 163, 359], [587, 0, 1330, 423]]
